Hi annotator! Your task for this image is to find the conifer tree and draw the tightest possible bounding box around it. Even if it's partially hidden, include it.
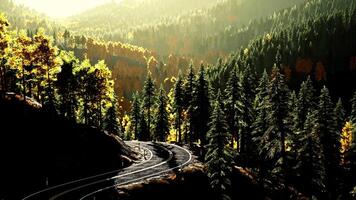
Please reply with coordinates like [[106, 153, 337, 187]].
[[317, 86, 341, 198], [183, 63, 196, 145], [334, 98, 346, 133], [260, 66, 290, 182], [138, 109, 150, 141], [225, 65, 242, 149], [239, 65, 256, 157], [192, 64, 210, 146], [205, 90, 233, 200], [293, 76, 316, 133], [251, 69, 270, 178], [153, 85, 169, 142], [296, 110, 326, 199], [142, 71, 156, 140], [130, 92, 141, 140], [103, 98, 121, 136], [174, 72, 184, 143]]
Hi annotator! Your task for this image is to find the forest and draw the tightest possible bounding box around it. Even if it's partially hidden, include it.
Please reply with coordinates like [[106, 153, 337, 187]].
[[0, 0, 356, 199]]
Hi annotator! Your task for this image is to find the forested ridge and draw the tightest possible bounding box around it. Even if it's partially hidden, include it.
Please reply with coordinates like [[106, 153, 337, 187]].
[[0, 0, 356, 199]]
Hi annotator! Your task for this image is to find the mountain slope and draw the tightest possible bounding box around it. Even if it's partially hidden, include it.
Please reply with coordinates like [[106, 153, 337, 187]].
[[0, 94, 137, 199]]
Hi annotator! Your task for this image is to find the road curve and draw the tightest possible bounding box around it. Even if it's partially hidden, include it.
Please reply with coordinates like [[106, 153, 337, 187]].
[[22, 141, 192, 200]]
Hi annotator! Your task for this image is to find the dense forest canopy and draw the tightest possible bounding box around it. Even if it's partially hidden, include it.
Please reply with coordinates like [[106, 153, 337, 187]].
[[1, 0, 356, 200]]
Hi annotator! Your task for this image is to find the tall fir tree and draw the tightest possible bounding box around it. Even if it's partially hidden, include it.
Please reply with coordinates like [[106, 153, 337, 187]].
[[260, 66, 290, 184], [251, 69, 270, 181], [103, 98, 121, 136], [130, 92, 141, 140], [239, 65, 256, 158], [225, 65, 242, 149], [183, 63, 196, 145], [317, 86, 341, 198], [296, 110, 327, 199], [192, 64, 210, 146], [174, 72, 184, 143], [153, 85, 169, 142], [293, 76, 316, 133], [205, 90, 233, 200], [334, 98, 346, 133], [138, 109, 150, 141], [142, 71, 156, 140]]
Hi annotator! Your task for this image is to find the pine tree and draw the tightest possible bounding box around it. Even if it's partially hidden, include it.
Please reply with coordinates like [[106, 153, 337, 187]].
[[142, 72, 156, 140], [293, 76, 316, 133], [334, 98, 346, 133], [174, 72, 184, 143], [183, 63, 196, 145], [296, 110, 327, 199], [153, 85, 169, 142], [317, 86, 341, 198], [205, 91, 233, 200], [225, 65, 242, 149], [192, 64, 210, 146], [103, 98, 121, 136], [260, 66, 290, 183], [138, 109, 150, 141], [131, 92, 141, 140], [239, 65, 256, 157], [251, 69, 270, 179]]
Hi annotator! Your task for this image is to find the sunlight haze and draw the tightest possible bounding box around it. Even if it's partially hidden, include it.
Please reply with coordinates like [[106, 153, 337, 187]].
[[13, 0, 121, 18]]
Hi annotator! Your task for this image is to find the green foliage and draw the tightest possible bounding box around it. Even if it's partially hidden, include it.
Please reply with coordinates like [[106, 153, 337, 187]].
[[173, 72, 184, 143], [296, 110, 327, 199], [205, 90, 233, 200], [260, 66, 290, 179], [103, 98, 121, 136], [317, 86, 341, 198], [142, 71, 156, 140], [131, 92, 141, 140], [224, 65, 242, 148], [335, 98, 346, 133], [153, 85, 169, 141], [192, 64, 210, 146]]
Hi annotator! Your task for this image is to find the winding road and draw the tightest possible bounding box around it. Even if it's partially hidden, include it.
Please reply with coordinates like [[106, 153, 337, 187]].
[[22, 141, 192, 200]]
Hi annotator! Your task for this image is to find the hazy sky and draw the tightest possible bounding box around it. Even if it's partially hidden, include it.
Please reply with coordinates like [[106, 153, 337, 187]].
[[14, 0, 119, 18]]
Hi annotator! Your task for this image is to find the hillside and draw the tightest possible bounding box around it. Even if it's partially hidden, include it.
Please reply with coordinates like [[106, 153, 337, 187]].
[[63, 0, 305, 57], [0, 93, 137, 199], [63, 0, 220, 40], [206, 0, 356, 100]]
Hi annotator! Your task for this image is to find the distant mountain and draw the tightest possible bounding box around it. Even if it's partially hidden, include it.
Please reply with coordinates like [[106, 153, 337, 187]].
[[63, 0, 305, 56]]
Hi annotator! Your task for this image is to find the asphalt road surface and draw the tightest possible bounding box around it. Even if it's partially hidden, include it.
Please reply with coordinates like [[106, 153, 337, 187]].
[[22, 141, 192, 200]]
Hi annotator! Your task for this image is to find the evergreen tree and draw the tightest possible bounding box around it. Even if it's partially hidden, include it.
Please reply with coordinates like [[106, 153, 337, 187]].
[[192, 64, 210, 146], [225, 65, 242, 149], [239, 65, 256, 157], [317, 86, 341, 198], [293, 76, 316, 133], [130, 92, 141, 140], [260, 66, 290, 184], [334, 98, 346, 133], [174, 72, 184, 143], [103, 98, 121, 136], [205, 90, 233, 200], [296, 110, 326, 199], [142, 71, 156, 140], [183, 63, 196, 145], [251, 69, 270, 179], [138, 109, 150, 141], [153, 85, 169, 142]]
